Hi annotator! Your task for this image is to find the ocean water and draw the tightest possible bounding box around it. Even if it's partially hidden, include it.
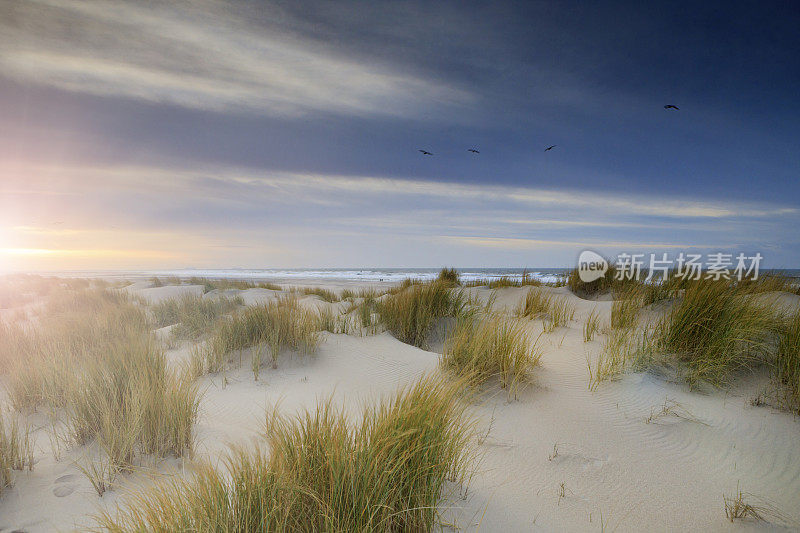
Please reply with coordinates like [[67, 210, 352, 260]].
[[43, 267, 800, 285], [57, 268, 571, 284]]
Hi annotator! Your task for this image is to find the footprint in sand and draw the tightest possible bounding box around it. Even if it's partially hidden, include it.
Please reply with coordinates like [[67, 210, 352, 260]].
[[52, 474, 76, 497]]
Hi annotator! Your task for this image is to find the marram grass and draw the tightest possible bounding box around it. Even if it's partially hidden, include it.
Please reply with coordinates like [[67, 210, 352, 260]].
[[197, 296, 321, 374], [150, 293, 243, 340], [583, 308, 601, 342], [94, 374, 477, 532], [437, 267, 460, 286], [377, 280, 472, 348], [610, 287, 642, 330], [654, 279, 779, 385], [441, 316, 541, 399], [516, 288, 575, 332], [777, 309, 800, 412], [0, 407, 34, 495], [2, 287, 199, 488]]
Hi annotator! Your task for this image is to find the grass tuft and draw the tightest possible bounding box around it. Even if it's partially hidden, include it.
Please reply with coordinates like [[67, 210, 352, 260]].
[[583, 309, 601, 342], [199, 296, 321, 374], [777, 310, 800, 412], [516, 288, 575, 332], [437, 267, 461, 286], [95, 374, 477, 532], [441, 316, 541, 398], [1, 407, 34, 495], [377, 281, 471, 348], [3, 287, 199, 483], [150, 293, 243, 340], [654, 280, 778, 385]]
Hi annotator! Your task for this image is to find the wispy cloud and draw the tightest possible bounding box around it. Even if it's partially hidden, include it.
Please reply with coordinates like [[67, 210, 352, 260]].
[[10, 162, 793, 220], [1, 159, 796, 268], [442, 236, 731, 250], [0, 0, 472, 118]]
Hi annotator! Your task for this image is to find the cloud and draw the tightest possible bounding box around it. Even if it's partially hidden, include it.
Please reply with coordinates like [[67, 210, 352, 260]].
[[3, 161, 797, 223], [442, 236, 730, 250], [0, 0, 473, 118]]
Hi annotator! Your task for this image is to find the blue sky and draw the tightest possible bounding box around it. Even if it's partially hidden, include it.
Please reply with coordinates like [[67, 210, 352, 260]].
[[0, 0, 798, 270]]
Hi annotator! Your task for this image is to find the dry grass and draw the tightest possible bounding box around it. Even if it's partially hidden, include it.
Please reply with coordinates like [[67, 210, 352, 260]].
[[95, 374, 477, 532], [777, 309, 800, 412], [1, 287, 199, 491], [183, 277, 282, 292], [150, 293, 243, 340], [722, 483, 794, 526], [583, 309, 601, 342], [464, 271, 544, 289], [516, 288, 575, 332], [387, 277, 425, 295], [589, 278, 792, 394], [198, 296, 321, 375], [291, 286, 340, 302], [588, 327, 653, 390], [437, 267, 461, 286], [377, 280, 472, 348], [610, 288, 642, 330], [441, 316, 541, 398], [654, 280, 779, 385], [1, 407, 34, 495]]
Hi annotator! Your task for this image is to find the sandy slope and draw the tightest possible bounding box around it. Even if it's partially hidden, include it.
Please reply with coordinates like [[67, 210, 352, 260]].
[[1, 283, 798, 532]]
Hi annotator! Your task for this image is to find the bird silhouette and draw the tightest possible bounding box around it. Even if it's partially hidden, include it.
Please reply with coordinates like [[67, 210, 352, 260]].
[[418, 149, 433, 155], [664, 104, 680, 110], [467, 149, 480, 153], [544, 145, 556, 152]]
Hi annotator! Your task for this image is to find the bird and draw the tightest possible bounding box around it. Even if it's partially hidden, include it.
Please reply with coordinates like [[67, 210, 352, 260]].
[[544, 145, 556, 152], [418, 149, 433, 155], [664, 104, 680, 110], [467, 149, 480, 154]]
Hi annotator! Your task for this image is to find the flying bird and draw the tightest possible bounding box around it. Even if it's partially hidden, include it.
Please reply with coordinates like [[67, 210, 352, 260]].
[[418, 149, 433, 155], [544, 145, 556, 152], [664, 104, 680, 110], [467, 149, 480, 154]]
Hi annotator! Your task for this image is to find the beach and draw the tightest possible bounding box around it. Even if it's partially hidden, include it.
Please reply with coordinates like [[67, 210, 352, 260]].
[[1, 273, 798, 531]]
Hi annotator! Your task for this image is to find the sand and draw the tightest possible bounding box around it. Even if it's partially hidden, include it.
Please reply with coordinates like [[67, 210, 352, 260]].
[[1, 282, 799, 531]]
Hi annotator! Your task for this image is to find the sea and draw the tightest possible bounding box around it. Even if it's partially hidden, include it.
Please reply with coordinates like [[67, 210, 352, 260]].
[[48, 268, 571, 285]]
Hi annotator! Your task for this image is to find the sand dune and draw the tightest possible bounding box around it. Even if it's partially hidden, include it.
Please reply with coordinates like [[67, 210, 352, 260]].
[[1, 281, 798, 531]]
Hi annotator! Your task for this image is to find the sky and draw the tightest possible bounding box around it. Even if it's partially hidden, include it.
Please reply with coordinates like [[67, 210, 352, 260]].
[[0, 0, 798, 271]]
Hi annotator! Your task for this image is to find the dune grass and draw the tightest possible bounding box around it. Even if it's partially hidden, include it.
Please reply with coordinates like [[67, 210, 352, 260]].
[[464, 271, 544, 289], [180, 277, 282, 293], [589, 278, 790, 391], [610, 288, 642, 330], [95, 374, 477, 532], [198, 296, 321, 375], [722, 483, 795, 526], [437, 267, 460, 286], [291, 286, 340, 302], [1, 407, 34, 495], [387, 277, 426, 295], [588, 327, 653, 390], [0, 320, 38, 374], [2, 287, 199, 489], [738, 272, 800, 295], [377, 280, 471, 348], [777, 310, 800, 412], [150, 293, 243, 340], [654, 280, 779, 385], [583, 309, 601, 342], [516, 288, 575, 332], [441, 316, 541, 398]]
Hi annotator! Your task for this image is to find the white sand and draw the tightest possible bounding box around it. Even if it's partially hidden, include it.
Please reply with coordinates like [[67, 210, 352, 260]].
[[1, 283, 799, 531]]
